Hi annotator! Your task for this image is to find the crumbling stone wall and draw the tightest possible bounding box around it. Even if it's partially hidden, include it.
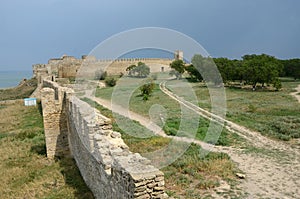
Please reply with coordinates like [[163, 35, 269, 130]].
[[41, 79, 167, 199], [33, 64, 49, 84]]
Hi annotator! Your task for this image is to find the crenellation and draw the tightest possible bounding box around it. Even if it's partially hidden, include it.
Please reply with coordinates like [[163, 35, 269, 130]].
[[33, 54, 175, 82]]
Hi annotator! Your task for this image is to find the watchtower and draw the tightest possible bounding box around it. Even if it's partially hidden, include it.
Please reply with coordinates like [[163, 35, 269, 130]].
[[174, 50, 183, 60]]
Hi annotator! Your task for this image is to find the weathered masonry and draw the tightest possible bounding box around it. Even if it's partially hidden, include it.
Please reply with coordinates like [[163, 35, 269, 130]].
[[33, 56, 173, 81], [32, 51, 183, 81], [40, 79, 167, 199]]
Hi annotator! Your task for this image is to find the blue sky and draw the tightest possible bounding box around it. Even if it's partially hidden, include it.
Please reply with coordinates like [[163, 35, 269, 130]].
[[0, 0, 299, 71]]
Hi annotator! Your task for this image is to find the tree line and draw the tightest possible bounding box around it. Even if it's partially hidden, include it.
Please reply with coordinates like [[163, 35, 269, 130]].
[[170, 54, 300, 90]]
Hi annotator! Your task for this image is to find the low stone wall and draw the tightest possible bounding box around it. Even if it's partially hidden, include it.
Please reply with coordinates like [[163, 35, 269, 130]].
[[41, 79, 166, 199]]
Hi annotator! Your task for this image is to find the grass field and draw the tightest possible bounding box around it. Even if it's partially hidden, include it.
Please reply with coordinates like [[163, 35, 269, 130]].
[[166, 79, 300, 141], [83, 98, 241, 198], [0, 101, 93, 199], [95, 77, 244, 147]]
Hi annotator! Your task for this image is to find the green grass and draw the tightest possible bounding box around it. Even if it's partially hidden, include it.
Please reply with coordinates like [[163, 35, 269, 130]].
[[166, 79, 300, 141], [0, 101, 93, 198], [83, 98, 241, 198], [95, 77, 244, 147], [162, 144, 238, 196], [0, 78, 38, 101]]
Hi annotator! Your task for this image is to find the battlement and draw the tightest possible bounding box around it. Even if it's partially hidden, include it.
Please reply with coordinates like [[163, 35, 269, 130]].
[[33, 53, 178, 81]]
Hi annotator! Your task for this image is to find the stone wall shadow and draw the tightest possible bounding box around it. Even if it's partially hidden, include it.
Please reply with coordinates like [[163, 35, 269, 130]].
[[30, 102, 47, 156], [56, 94, 94, 199], [30, 100, 93, 198], [57, 156, 94, 199]]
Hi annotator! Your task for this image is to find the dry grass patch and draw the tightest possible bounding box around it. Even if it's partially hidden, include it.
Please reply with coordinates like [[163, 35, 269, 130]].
[[0, 78, 37, 101], [0, 102, 93, 199]]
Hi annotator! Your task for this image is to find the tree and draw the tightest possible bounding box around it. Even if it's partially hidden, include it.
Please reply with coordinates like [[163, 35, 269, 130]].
[[192, 54, 223, 85], [232, 59, 244, 82], [185, 64, 203, 82], [170, 60, 185, 79], [242, 54, 283, 89], [126, 62, 150, 78], [214, 57, 240, 83], [126, 64, 137, 76], [139, 79, 155, 101], [281, 59, 300, 80], [136, 62, 150, 77], [169, 69, 181, 79], [273, 78, 282, 91]]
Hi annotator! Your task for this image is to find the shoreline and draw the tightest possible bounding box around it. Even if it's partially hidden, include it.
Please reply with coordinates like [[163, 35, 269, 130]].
[[0, 86, 17, 90], [0, 70, 32, 90]]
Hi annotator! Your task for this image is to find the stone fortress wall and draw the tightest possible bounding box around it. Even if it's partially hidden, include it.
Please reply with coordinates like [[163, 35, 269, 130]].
[[40, 79, 167, 199], [33, 54, 176, 81], [36, 51, 184, 198]]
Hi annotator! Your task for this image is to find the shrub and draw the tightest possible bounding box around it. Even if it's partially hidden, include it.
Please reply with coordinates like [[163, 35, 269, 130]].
[[139, 81, 155, 101], [266, 116, 300, 140], [105, 77, 117, 87], [273, 78, 282, 91], [95, 69, 107, 80], [151, 74, 158, 80]]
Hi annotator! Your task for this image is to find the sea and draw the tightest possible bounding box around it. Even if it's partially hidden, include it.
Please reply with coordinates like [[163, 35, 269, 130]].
[[0, 70, 33, 89]]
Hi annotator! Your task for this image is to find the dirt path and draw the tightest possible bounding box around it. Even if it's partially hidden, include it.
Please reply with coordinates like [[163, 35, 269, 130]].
[[160, 82, 300, 198], [87, 83, 300, 198], [291, 84, 300, 103], [89, 96, 217, 152], [160, 81, 291, 150]]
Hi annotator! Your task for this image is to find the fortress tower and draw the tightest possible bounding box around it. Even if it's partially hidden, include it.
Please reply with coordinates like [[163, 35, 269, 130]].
[[174, 50, 183, 60]]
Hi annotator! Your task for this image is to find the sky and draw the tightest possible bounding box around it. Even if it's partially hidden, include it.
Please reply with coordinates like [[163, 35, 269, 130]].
[[0, 0, 299, 71]]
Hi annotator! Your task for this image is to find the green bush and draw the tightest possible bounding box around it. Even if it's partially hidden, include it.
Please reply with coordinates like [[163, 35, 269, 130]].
[[95, 69, 107, 80], [105, 77, 117, 87], [139, 80, 155, 101], [273, 78, 282, 91], [264, 116, 300, 140]]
